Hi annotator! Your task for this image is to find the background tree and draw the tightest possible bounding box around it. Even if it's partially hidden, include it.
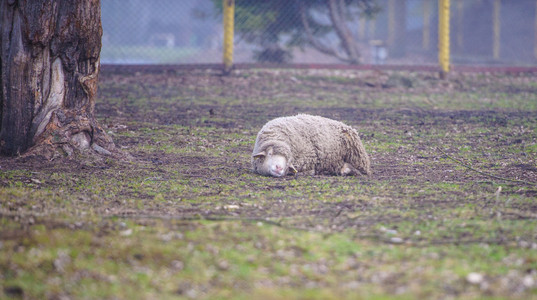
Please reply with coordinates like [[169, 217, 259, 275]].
[[211, 0, 379, 64], [1, 0, 114, 157]]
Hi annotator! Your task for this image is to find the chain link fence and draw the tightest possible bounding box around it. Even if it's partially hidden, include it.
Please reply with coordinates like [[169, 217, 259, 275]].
[[101, 0, 537, 66]]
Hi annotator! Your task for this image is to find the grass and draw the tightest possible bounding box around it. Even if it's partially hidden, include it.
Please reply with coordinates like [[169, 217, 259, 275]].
[[101, 46, 201, 64], [1, 69, 537, 299], [4, 217, 535, 299]]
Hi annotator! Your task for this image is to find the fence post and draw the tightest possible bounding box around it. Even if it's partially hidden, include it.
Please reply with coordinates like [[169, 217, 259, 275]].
[[223, 0, 234, 75], [535, 0, 537, 60], [438, 0, 450, 78], [493, 0, 501, 60], [423, 0, 431, 51]]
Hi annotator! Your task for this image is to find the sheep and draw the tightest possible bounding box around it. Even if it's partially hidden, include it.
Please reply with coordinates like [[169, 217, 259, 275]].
[[252, 114, 371, 177]]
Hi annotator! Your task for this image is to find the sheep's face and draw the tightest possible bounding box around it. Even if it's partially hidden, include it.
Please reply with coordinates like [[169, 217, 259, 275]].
[[252, 146, 289, 177]]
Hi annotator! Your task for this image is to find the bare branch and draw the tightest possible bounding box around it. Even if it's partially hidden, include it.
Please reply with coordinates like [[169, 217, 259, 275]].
[[437, 147, 537, 186], [327, 0, 361, 63], [298, 1, 353, 63]]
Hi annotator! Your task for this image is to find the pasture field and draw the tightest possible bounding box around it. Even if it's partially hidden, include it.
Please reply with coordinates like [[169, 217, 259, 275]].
[[1, 68, 537, 299]]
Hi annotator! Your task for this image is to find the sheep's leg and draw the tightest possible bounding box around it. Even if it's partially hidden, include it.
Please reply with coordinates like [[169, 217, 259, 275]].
[[341, 163, 358, 176], [300, 169, 316, 176], [341, 163, 352, 175]]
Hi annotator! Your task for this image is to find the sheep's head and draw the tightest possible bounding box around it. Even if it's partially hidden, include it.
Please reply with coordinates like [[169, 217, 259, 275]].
[[252, 142, 296, 177]]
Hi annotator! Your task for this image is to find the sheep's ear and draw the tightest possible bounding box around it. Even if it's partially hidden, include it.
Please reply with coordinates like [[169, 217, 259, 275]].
[[252, 151, 266, 159]]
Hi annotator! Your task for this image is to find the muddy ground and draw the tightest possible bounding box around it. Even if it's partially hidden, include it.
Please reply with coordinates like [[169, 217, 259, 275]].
[[1, 68, 537, 299]]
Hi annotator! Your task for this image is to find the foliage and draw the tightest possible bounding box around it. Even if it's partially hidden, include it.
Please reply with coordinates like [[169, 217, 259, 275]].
[[212, 0, 380, 63]]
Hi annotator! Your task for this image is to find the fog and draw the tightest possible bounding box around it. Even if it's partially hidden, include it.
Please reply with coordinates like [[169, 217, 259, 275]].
[[101, 0, 537, 66]]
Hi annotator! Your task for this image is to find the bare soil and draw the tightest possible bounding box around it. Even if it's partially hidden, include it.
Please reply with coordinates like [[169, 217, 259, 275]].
[[1, 68, 537, 299], [2, 68, 536, 227]]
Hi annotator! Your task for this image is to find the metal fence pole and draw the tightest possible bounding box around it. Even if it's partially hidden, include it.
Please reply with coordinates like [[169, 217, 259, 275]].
[[439, 0, 450, 77], [223, 0, 234, 74], [493, 0, 501, 60], [535, 0, 537, 60]]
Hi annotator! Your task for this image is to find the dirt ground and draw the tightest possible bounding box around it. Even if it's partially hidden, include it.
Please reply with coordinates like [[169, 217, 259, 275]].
[[3, 67, 537, 229], [1, 68, 537, 299]]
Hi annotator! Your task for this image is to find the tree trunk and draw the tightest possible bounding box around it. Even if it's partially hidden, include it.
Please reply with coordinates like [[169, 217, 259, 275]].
[[299, 2, 347, 62], [299, 0, 362, 64], [0, 0, 115, 158], [327, 0, 361, 64]]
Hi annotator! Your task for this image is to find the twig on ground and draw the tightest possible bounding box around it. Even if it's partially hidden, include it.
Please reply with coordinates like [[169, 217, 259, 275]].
[[437, 147, 537, 186], [105, 214, 315, 231], [497, 208, 537, 220]]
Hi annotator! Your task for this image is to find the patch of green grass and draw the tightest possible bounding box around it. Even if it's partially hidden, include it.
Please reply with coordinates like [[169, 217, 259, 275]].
[[3, 69, 537, 299], [101, 46, 200, 64], [3, 217, 534, 299]]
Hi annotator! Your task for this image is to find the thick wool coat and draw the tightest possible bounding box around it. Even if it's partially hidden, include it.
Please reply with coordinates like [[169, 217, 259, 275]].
[[252, 114, 371, 176]]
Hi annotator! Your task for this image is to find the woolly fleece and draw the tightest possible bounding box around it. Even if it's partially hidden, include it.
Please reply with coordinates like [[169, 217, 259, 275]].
[[252, 114, 371, 176]]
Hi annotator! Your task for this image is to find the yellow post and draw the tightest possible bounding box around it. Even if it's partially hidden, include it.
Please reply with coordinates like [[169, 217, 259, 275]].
[[223, 0, 234, 74], [535, 0, 537, 60], [438, 0, 450, 77], [493, 0, 501, 60]]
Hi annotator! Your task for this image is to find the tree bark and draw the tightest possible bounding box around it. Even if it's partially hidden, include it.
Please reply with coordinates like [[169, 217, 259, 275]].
[[0, 0, 114, 158], [298, 0, 362, 64], [299, 2, 348, 62], [327, 0, 361, 64]]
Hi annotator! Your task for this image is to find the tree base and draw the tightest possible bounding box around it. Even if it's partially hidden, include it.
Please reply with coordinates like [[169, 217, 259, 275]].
[[1, 1, 108, 157], [21, 109, 126, 161]]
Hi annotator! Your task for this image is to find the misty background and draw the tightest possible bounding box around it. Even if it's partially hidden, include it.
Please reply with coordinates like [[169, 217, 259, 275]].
[[100, 0, 537, 66]]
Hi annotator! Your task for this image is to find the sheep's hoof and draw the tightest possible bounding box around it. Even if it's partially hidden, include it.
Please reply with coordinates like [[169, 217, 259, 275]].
[[341, 163, 353, 176], [341, 163, 361, 176], [289, 164, 298, 174]]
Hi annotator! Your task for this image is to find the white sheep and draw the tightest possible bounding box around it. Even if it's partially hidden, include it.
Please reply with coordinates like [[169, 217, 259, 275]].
[[252, 114, 371, 177]]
